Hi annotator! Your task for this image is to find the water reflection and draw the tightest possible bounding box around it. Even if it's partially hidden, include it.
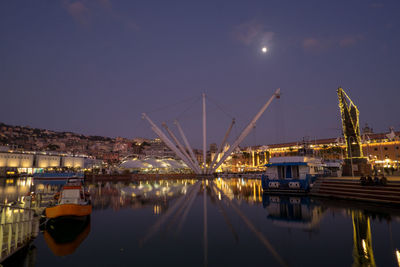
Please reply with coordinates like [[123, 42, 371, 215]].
[[352, 210, 376, 267], [0, 177, 34, 203], [43, 216, 91, 256], [213, 178, 263, 203], [0, 177, 399, 266], [262, 195, 325, 230], [88, 180, 198, 214]]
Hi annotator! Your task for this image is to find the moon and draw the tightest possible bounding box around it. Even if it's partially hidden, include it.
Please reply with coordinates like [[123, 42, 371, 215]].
[[261, 46, 268, 53]]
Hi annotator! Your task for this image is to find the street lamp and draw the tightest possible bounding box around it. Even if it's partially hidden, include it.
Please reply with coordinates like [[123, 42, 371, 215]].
[[348, 136, 355, 178], [379, 144, 385, 176]]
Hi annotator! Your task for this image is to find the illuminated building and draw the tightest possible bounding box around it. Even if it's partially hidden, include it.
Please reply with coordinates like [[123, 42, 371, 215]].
[[0, 151, 90, 175], [234, 129, 400, 173]]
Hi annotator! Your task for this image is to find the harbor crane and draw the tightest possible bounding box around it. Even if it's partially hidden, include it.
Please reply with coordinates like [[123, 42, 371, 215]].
[[337, 87, 370, 175]]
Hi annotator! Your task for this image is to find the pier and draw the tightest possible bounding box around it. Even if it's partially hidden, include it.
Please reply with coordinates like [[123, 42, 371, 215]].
[[311, 176, 400, 205], [0, 202, 39, 263]]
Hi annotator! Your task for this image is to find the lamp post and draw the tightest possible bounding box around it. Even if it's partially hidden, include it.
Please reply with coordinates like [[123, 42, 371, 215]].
[[348, 136, 355, 178], [379, 143, 385, 176], [363, 134, 372, 174]]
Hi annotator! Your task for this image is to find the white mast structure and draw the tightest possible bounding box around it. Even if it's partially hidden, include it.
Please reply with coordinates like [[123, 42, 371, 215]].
[[162, 123, 202, 174], [210, 88, 280, 174], [207, 119, 235, 174], [174, 120, 202, 173], [142, 113, 201, 174], [142, 89, 280, 175], [202, 93, 207, 174]]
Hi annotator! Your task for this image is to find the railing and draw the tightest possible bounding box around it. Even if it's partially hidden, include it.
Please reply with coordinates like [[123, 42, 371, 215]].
[[0, 199, 39, 262]]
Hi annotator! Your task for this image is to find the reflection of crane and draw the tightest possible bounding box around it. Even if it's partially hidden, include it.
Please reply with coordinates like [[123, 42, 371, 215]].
[[337, 87, 363, 159], [352, 211, 376, 267]]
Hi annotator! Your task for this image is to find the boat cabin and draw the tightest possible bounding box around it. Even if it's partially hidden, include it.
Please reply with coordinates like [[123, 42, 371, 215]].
[[262, 156, 324, 192]]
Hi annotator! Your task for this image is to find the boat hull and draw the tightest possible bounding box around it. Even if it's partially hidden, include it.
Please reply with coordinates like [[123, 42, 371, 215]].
[[33, 172, 84, 181], [261, 174, 312, 194], [46, 204, 92, 218]]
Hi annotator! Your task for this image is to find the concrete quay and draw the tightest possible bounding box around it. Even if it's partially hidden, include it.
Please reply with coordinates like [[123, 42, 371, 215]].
[[85, 173, 198, 182], [310, 176, 400, 205]]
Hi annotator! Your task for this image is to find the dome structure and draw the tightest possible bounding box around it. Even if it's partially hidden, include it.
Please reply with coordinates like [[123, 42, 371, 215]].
[[119, 157, 190, 173], [120, 159, 150, 169]]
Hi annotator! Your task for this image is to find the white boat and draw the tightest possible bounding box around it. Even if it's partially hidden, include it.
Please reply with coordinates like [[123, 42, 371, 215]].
[[261, 156, 324, 193]]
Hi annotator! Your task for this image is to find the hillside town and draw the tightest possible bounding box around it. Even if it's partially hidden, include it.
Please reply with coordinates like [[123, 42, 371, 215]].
[[1, 121, 400, 176]]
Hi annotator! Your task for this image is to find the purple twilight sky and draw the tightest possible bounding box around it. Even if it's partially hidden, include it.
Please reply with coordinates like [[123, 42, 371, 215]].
[[1, 0, 400, 148]]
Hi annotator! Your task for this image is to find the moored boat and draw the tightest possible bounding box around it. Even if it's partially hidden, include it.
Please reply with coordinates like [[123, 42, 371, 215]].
[[46, 180, 91, 219], [33, 172, 84, 181], [261, 156, 324, 193]]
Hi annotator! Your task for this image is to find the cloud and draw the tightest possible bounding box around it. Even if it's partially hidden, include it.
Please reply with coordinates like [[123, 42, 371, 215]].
[[302, 37, 332, 52], [303, 38, 320, 49], [302, 34, 365, 51], [339, 34, 364, 47], [233, 20, 274, 46], [62, 0, 139, 30], [97, 0, 112, 9], [64, 1, 89, 26], [370, 3, 384, 8], [339, 37, 356, 47]]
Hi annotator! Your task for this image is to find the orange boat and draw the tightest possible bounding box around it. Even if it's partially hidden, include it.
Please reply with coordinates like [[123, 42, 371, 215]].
[[46, 181, 91, 219]]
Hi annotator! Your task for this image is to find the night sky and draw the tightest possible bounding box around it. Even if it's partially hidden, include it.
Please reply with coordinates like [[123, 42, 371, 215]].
[[1, 1, 399, 148]]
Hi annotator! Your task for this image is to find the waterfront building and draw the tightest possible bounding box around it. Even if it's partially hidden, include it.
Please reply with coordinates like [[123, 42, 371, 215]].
[[242, 129, 400, 173], [0, 150, 91, 175], [0, 152, 34, 168], [143, 138, 177, 159]]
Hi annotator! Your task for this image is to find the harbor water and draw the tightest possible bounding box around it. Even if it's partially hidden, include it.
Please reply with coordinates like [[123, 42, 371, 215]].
[[1, 177, 400, 267]]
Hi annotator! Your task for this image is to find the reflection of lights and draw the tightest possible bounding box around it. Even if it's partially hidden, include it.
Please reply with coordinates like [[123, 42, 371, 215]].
[[218, 192, 221, 200], [153, 205, 161, 215], [396, 249, 400, 266], [362, 239, 368, 257]]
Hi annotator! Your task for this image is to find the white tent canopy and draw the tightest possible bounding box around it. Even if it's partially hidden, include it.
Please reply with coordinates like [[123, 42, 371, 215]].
[[119, 157, 189, 173]]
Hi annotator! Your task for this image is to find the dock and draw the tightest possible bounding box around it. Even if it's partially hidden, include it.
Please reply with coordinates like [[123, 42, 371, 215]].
[[310, 176, 400, 205], [85, 173, 198, 182], [0, 204, 39, 263]]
